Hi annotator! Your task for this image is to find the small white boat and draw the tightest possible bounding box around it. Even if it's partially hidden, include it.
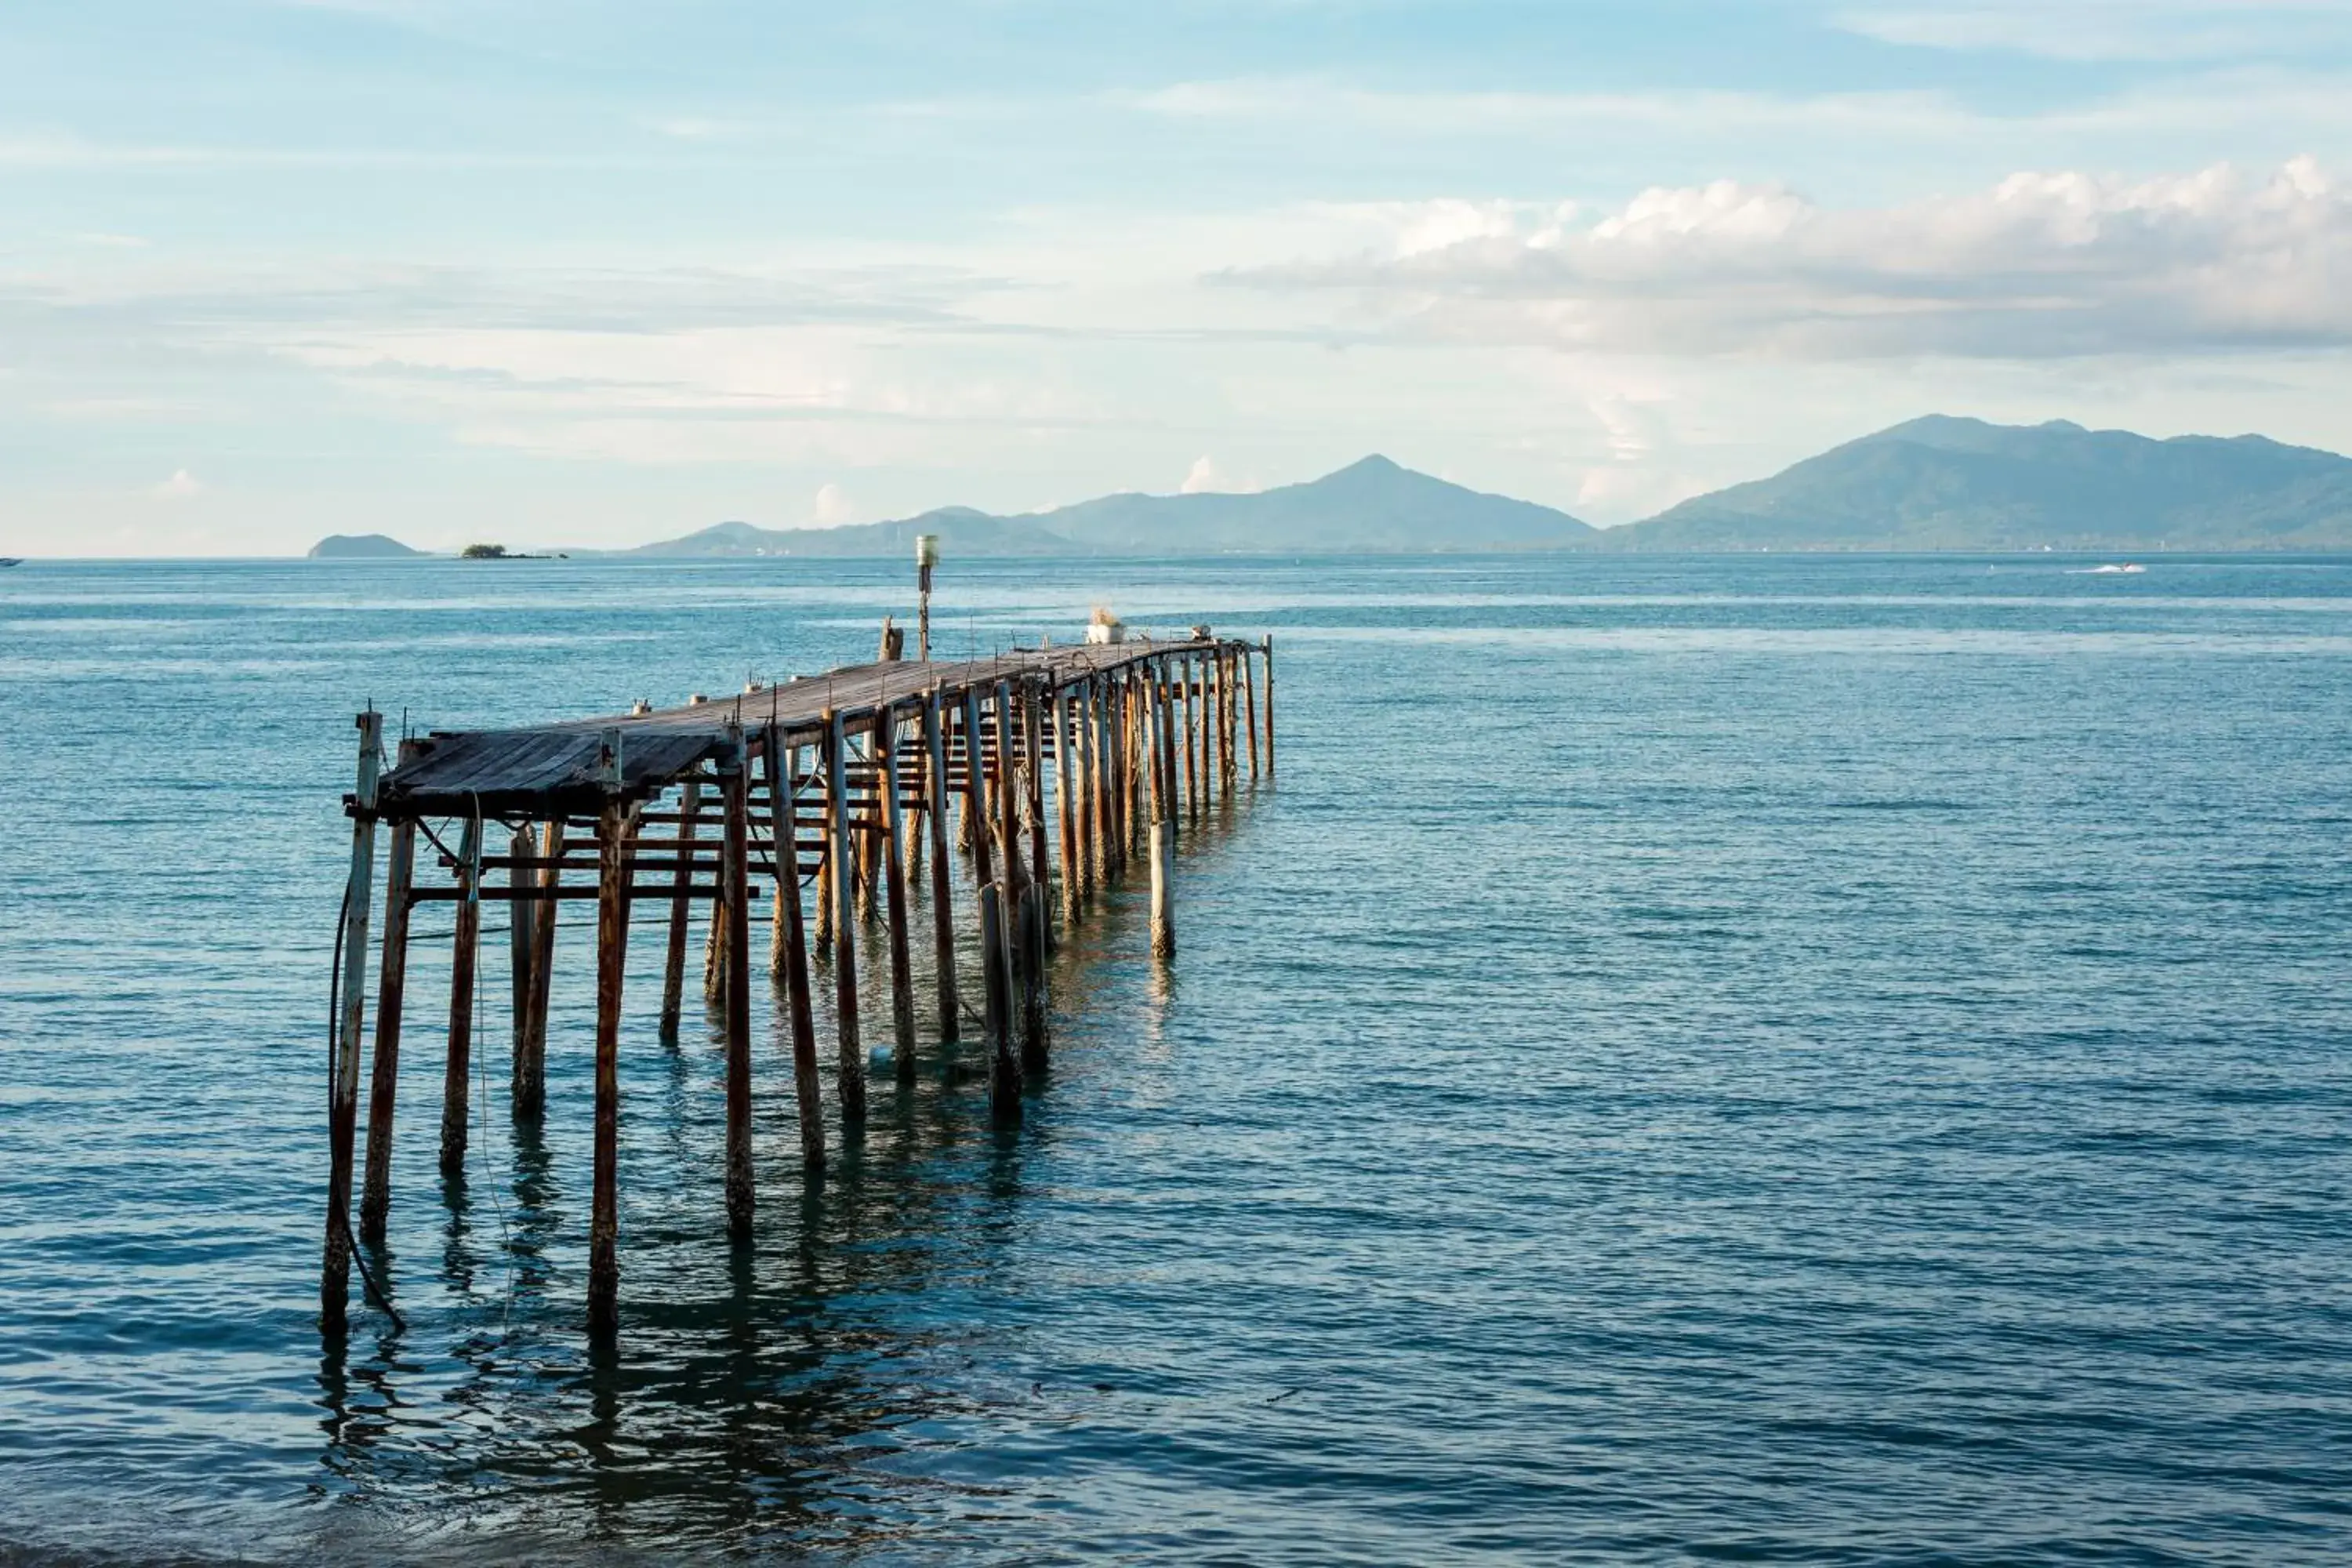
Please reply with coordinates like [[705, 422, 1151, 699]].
[[2085, 563, 2146, 575]]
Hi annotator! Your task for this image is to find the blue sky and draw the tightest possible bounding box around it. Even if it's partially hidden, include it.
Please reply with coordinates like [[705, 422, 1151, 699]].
[[5, 0, 2351, 554]]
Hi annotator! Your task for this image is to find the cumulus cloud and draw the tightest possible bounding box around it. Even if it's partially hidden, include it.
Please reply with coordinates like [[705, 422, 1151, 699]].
[[811, 481, 853, 525], [1225, 158, 2352, 359], [150, 468, 203, 499]]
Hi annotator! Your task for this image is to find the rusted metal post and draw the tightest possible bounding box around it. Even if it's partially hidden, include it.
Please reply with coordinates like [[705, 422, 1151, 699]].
[[721, 728, 753, 1236], [586, 796, 633, 1335], [660, 779, 700, 1040], [825, 709, 867, 1124], [762, 729, 825, 1170], [358, 764, 416, 1243], [878, 706, 918, 1080], [922, 688, 960, 1044], [322, 709, 382, 1333], [517, 816, 560, 1119], [437, 812, 482, 1179]]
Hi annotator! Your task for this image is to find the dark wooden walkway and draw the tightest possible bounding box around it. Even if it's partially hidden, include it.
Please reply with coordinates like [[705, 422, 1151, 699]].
[[321, 632, 1274, 1338]]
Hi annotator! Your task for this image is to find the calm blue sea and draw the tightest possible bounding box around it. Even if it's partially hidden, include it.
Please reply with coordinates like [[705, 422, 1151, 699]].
[[2, 554, 2349, 1565]]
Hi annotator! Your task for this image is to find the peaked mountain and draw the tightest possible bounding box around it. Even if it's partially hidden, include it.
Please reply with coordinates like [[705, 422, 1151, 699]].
[[1614, 416, 2352, 550], [1030, 455, 1595, 552], [626, 456, 1597, 557], [309, 532, 428, 558]]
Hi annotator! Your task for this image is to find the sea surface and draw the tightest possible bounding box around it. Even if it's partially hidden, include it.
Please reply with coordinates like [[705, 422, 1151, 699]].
[[2, 553, 2348, 1565]]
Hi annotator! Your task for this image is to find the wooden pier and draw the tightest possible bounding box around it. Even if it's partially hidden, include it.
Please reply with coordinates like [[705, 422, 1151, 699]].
[[321, 632, 1274, 1337]]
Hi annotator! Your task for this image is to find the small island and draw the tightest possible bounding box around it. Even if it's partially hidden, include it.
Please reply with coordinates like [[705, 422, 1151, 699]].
[[308, 532, 426, 559], [460, 543, 565, 560]]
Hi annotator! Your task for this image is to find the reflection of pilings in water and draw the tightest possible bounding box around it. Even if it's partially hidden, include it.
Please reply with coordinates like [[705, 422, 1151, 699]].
[[319, 637, 1274, 1339]]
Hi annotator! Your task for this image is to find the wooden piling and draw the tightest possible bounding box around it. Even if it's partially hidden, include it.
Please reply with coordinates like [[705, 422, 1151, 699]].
[[1261, 634, 1276, 780], [721, 731, 754, 1236], [660, 779, 701, 1041], [824, 710, 866, 1123], [878, 706, 918, 1080], [358, 791, 416, 1243], [507, 824, 533, 1060], [1054, 683, 1080, 925], [922, 689, 960, 1044], [321, 710, 383, 1331], [1183, 652, 1201, 824], [1023, 677, 1049, 923], [517, 817, 560, 1120], [994, 678, 1025, 899], [1018, 878, 1047, 1071], [1150, 820, 1174, 959], [979, 882, 1020, 1121], [1243, 642, 1260, 781], [762, 730, 825, 1169], [813, 757, 835, 957], [586, 798, 633, 1334], [961, 686, 995, 890], [437, 813, 482, 1179]]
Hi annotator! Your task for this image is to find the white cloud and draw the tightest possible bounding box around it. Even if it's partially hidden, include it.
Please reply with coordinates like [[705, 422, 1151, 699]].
[[811, 481, 852, 525], [150, 468, 203, 499], [1227, 158, 2352, 359]]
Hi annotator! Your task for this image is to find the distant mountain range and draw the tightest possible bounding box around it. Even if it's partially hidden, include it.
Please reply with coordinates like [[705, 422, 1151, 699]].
[[1618, 416, 2352, 551], [307, 419, 2352, 560], [626, 455, 1597, 557]]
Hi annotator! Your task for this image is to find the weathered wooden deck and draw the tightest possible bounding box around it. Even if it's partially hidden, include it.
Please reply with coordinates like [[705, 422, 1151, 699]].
[[322, 632, 1274, 1338]]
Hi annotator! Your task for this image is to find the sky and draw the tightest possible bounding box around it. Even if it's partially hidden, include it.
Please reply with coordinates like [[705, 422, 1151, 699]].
[[4, 0, 2352, 555]]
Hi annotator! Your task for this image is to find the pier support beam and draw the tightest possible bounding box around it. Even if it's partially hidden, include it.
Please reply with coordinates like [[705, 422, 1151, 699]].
[[587, 797, 633, 1335], [922, 690, 960, 1044], [359, 785, 416, 1243], [507, 826, 532, 1062], [437, 813, 482, 1179], [980, 882, 1020, 1121], [321, 710, 383, 1334], [1150, 821, 1174, 960], [961, 687, 995, 890], [879, 706, 918, 1082], [1243, 642, 1260, 782], [659, 779, 701, 1041], [1054, 684, 1079, 927], [1262, 635, 1276, 781], [516, 818, 560, 1120], [721, 729, 754, 1236], [1183, 652, 1201, 825], [763, 730, 825, 1170], [824, 710, 866, 1124]]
